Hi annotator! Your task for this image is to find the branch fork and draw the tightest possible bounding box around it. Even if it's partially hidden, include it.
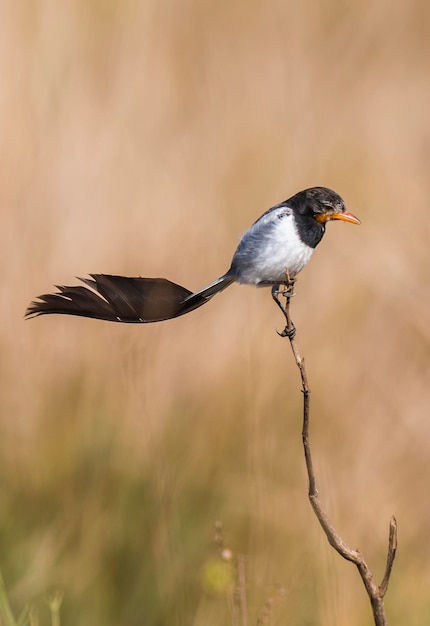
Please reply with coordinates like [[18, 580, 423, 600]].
[[272, 283, 397, 626]]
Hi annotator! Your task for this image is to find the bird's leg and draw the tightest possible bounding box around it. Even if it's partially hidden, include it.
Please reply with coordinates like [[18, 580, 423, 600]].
[[271, 284, 286, 316], [271, 283, 296, 339]]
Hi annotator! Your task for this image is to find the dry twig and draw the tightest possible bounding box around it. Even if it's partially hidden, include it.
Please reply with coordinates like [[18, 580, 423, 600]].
[[272, 281, 397, 626]]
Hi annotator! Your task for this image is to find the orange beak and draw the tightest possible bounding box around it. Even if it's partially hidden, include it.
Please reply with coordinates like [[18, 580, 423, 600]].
[[315, 210, 361, 225]]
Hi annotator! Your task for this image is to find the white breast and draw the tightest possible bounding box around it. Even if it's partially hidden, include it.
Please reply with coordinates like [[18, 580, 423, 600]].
[[232, 210, 314, 285]]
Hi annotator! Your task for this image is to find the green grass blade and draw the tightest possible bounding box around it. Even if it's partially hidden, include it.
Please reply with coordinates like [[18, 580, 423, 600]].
[[0, 570, 17, 626]]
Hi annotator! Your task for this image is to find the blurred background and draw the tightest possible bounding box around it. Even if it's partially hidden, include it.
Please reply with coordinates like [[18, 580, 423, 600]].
[[1, 1, 430, 624]]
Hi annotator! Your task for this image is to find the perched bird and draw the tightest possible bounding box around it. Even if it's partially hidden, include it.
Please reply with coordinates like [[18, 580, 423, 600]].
[[25, 187, 360, 324]]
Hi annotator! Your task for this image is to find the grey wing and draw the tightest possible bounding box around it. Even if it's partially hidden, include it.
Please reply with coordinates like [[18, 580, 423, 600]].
[[228, 205, 291, 280]]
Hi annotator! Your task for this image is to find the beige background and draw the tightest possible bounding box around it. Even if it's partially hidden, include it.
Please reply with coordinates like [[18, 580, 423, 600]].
[[2, 1, 430, 624]]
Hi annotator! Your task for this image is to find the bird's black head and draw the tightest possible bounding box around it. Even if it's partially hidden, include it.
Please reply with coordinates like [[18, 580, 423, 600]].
[[288, 186, 360, 248]]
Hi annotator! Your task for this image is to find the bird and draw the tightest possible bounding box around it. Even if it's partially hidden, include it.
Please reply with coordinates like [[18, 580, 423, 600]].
[[25, 186, 360, 324]]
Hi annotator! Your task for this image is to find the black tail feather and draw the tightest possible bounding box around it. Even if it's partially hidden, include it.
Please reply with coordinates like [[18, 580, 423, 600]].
[[25, 273, 233, 323]]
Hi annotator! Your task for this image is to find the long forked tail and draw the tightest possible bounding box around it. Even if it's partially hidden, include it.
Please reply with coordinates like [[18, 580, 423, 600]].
[[25, 274, 235, 323]]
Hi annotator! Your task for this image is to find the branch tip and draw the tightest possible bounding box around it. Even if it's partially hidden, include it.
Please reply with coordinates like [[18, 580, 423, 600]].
[[379, 516, 398, 597]]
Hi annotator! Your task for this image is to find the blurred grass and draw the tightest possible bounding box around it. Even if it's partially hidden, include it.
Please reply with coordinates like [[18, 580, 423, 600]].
[[1, 0, 430, 624]]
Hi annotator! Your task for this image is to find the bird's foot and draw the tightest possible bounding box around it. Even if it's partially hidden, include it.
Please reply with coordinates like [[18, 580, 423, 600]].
[[271, 284, 296, 339], [281, 271, 296, 298], [279, 284, 296, 298], [277, 323, 296, 339], [271, 282, 296, 300]]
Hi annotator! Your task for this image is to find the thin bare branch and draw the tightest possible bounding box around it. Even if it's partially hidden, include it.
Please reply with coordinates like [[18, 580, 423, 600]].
[[272, 284, 397, 626], [379, 517, 398, 597]]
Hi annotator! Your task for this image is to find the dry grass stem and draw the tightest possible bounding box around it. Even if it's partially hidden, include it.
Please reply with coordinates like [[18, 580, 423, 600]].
[[236, 554, 248, 626]]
